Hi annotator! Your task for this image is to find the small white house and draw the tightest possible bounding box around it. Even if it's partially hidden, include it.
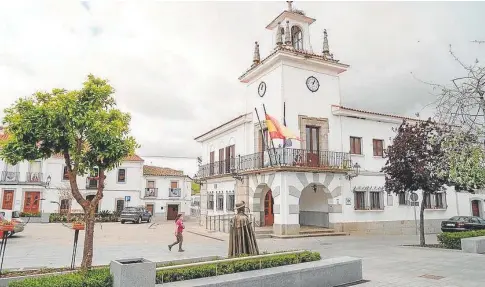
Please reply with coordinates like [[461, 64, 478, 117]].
[[194, 2, 485, 235]]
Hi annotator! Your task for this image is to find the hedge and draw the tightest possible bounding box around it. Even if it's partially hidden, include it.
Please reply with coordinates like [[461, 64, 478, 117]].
[[8, 268, 112, 287], [437, 230, 485, 249], [156, 251, 321, 284]]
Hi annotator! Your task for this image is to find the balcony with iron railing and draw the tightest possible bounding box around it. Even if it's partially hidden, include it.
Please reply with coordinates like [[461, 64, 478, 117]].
[[144, 188, 158, 198], [197, 148, 351, 178], [0, 171, 20, 183], [169, 188, 182, 198], [26, 172, 43, 184]]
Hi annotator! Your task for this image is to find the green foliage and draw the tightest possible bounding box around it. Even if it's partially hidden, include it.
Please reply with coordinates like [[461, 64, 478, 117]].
[[191, 182, 201, 194], [0, 74, 138, 176], [49, 213, 119, 223], [437, 230, 485, 249], [156, 251, 320, 284], [19, 212, 41, 218], [443, 131, 485, 191], [8, 268, 112, 287]]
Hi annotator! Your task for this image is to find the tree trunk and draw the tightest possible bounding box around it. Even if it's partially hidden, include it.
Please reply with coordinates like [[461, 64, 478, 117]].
[[81, 207, 95, 270], [419, 192, 427, 247]]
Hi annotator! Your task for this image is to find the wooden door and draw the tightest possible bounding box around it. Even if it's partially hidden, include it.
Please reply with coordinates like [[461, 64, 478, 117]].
[[146, 204, 154, 215], [116, 200, 124, 213], [306, 126, 320, 167], [23, 191, 41, 213], [2, 190, 14, 210], [264, 190, 274, 226], [218, 148, 225, 174], [472, 200, 480, 217], [167, 204, 179, 220], [209, 151, 215, 175]]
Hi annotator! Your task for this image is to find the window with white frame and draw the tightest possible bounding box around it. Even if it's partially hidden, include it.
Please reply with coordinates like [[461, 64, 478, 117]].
[[117, 168, 126, 183], [370, 191, 384, 210], [353, 187, 385, 210], [354, 191, 366, 210], [226, 194, 235, 211], [424, 192, 447, 209], [208, 194, 214, 210], [398, 192, 407, 205]]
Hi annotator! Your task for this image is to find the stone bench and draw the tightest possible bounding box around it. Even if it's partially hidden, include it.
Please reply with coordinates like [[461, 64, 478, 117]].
[[461, 236, 485, 254], [158, 256, 363, 287]]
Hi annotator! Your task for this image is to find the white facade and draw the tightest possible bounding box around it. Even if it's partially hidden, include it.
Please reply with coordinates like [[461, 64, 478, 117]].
[[0, 154, 191, 219], [194, 3, 485, 235]]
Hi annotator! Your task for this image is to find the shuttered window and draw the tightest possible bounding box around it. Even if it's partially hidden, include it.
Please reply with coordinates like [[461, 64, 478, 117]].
[[350, 137, 362, 155]]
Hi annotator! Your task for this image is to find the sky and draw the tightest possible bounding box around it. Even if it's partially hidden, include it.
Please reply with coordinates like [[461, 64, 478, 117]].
[[1, 1, 485, 170]]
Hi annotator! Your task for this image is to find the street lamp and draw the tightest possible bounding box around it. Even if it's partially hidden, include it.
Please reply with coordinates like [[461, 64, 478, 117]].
[[44, 175, 51, 187]]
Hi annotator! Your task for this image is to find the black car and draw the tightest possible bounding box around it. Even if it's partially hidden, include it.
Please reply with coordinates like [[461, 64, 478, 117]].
[[120, 207, 152, 224], [441, 216, 485, 232]]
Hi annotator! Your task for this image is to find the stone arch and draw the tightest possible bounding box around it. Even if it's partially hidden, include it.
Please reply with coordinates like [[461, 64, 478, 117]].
[[298, 183, 331, 228], [288, 172, 342, 199]]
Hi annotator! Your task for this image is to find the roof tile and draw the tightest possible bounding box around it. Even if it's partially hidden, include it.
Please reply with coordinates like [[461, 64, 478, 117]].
[[143, 165, 184, 177]]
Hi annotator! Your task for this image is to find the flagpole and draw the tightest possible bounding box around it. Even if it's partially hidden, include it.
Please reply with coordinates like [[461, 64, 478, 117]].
[[262, 104, 281, 166], [254, 107, 273, 167]]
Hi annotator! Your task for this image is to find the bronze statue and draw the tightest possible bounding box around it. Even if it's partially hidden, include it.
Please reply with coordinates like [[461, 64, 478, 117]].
[[228, 201, 259, 257]]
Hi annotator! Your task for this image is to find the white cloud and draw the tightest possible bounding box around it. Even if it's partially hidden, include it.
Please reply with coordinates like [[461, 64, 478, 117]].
[[1, 1, 485, 159]]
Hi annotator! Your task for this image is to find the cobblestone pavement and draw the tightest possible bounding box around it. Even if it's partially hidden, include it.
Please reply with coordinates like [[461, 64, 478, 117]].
[[3, 221, 485, 286]]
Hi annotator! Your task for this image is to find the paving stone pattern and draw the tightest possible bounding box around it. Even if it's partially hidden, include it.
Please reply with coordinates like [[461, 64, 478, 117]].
[[3, 222, 485, 286]]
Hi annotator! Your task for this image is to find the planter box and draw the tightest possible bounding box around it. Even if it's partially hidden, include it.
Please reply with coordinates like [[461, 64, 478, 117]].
[[157, 256, 362, 287], [111, 258, 155, 287], [461, 236, 485, 254]]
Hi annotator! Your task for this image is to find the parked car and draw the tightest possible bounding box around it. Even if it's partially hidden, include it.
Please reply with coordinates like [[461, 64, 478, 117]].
[[0, 210, 25, 237], [441, 216, 485, 232], [120, 207, 152, 224]]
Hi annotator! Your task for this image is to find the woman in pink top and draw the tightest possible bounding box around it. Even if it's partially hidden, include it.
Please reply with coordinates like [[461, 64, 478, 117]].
[[168, 214, 185, 252]]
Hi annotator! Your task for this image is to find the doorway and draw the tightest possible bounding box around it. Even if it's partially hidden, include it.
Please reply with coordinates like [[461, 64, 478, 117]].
[[86, 195, 99, 213], [23, 191, 40, 213], [167, 204, 179, 220], [2, 190, 14, 210], [264, 190, 274, 226], [116, 199, 124, 213], [472, 200, 481, 217], [305, 126, 320, 167], [146, 204, 154, 215]]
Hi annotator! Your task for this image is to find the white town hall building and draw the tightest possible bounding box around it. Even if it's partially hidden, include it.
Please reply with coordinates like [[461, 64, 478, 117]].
[[194, 2, 485, 235]]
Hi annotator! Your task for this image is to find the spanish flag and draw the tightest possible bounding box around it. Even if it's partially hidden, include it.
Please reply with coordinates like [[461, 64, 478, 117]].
[[265, 114, 301, 141]]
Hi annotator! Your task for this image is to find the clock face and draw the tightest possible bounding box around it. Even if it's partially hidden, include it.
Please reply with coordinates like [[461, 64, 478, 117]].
[[306, 76, 319, 92], [258, 81, 266, 97]]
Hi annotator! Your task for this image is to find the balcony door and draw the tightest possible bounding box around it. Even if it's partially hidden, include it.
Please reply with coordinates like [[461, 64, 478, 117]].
[[29, 161, 42, 183], [225, 145, 235, 173], [306, 126, 320, 167], [218, 148, 225, 174], [209, 151, 215, 175]]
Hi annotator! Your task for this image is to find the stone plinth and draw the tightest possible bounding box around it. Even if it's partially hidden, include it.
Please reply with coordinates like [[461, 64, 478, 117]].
[[110, 258, 155, 287], [461, 236, 485, 254]]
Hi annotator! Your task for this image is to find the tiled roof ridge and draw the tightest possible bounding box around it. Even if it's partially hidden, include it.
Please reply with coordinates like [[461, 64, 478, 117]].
[[332, 105, 425, 122], [143, 165, 185, 177]]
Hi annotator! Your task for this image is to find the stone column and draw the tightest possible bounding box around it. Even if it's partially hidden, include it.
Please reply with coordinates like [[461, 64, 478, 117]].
[[273, 172, 300, 235], [235, 176, 249, 205]]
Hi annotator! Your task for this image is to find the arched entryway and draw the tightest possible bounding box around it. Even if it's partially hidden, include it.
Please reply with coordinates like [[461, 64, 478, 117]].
[[299, 183, 330, 228], [264, 189, 274, 226], [472, 200, 481, 217]]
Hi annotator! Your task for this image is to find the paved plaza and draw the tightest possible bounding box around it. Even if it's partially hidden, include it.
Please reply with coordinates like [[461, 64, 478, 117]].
[[3, 220, 485, 286]]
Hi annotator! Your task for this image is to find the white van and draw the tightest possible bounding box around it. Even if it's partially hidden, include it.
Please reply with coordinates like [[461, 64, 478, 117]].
[[0, 210, 25, 237]]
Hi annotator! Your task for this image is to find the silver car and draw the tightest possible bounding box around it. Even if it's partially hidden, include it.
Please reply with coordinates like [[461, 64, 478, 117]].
[[120, 207, 152, 224], [0, 210, 25, 237]]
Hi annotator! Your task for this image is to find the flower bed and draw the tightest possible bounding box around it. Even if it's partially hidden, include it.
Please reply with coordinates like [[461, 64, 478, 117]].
[[156, 250, 321, 284], [437, 230, 485, 249], [49, 211, 120, 223], [7, 268, 112, 287]]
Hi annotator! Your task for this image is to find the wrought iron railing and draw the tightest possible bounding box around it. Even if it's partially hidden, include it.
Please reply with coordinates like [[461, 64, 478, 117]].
[[169, 188, 181, 197], [205, 214, 256, 233], [144, 188, 158, 197], [197, 148, 351, 178], [0, 171, 19, 183], [26, 172, 43, 184]]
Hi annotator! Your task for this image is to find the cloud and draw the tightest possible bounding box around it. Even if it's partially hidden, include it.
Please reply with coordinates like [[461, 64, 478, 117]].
[[1, 1, 485, 160]]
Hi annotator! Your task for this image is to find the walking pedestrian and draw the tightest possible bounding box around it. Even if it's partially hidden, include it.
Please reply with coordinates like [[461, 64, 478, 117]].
[[168, 213, 185, 252]]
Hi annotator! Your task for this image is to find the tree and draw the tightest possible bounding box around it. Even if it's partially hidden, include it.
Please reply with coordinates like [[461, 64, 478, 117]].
[[443, 130, 485, 192], [0, 74, 138, 269], [382, 119, 449, 246]]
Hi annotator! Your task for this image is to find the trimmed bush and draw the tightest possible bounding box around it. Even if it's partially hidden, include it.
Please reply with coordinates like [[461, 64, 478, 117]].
[[8, 268, 112, 287], [437, 230, 485, 249], [156, 251, 321, 284]]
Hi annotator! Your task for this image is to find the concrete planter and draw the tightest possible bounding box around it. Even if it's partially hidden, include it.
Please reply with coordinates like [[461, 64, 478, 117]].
[[111, 258, 156, 287], [461, 236, 485, 254], [157, 256, 362, 287]]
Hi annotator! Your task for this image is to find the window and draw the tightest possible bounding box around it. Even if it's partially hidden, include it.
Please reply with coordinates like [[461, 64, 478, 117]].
[[225, 145, 236, 173], [305, 126, 320, 152], [218, 148, 225, 174], [291, 26, 303, 50], [62, 166, 69, 181], [398, 193, 406, 205], [117, 169, 126, 183], [424, 193, 431, 209], [435, 193, 445, 209], [354, 191, 365, 210], [370, 192, 383, 210], [60, 199, 71, 214], [373, 139, 384, 157], [350, 137, 362, 154], [424, 192, 447, 209], [470, 217, 480, 223], [216, 194, 224, 210], [209, 151, 215, 175], [208, 194, 214, 210], [226, 194, 235, 211], [170, 181, 178, 189]]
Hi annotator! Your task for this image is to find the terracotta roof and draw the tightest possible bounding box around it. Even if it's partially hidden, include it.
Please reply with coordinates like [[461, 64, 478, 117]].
[[143, 165, 184, 177], [194, 114, 249, 141], [239, 46, 349, 81], [332, 105, 425, 122]]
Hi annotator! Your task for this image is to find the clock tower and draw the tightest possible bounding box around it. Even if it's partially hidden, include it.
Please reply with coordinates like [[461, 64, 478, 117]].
[[239, 1, 349, 153]]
